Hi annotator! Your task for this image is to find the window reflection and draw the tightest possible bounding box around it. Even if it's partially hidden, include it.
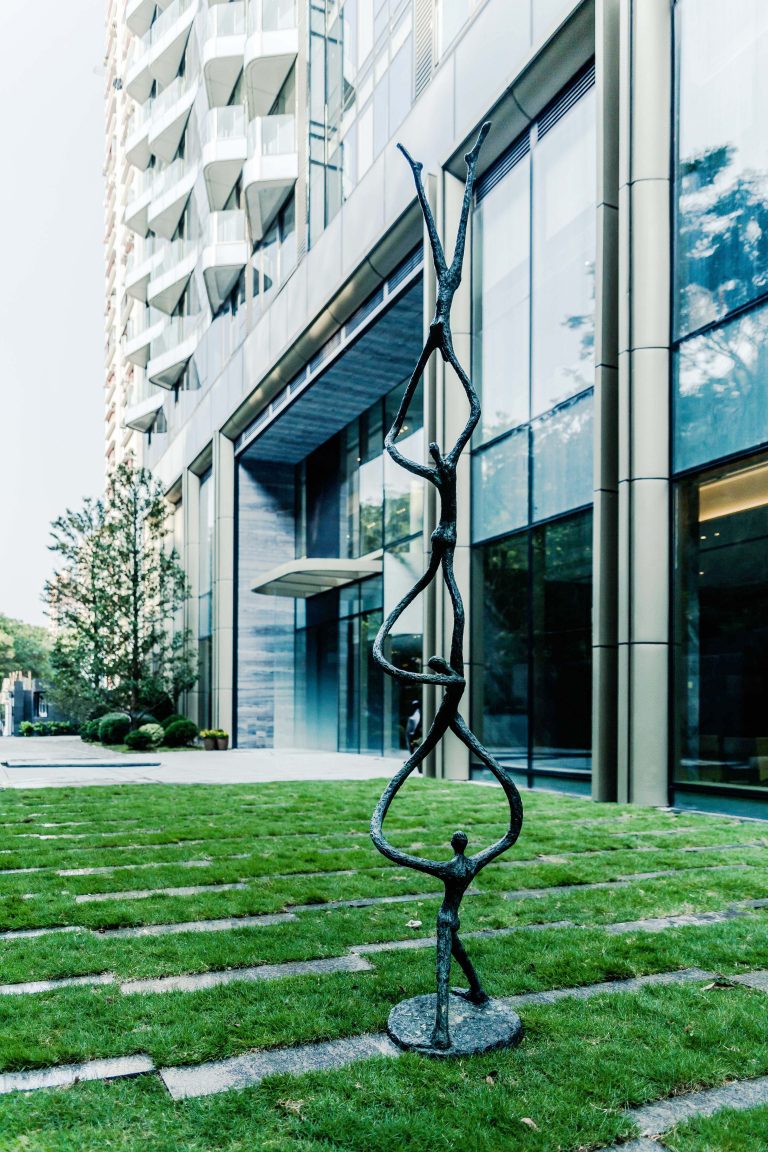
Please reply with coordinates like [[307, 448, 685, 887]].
[[675, 1, 768, 337], [532, 392, 593, 522], [471, 429, 528, 543], [471, 152, 530, 444], [531, 89, 595, 416], [674, 304, 768, 473], [675, 459, 768, 790]]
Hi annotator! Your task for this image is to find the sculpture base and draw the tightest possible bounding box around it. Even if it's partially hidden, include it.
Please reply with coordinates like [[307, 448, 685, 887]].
[[387, 991, 523, 1057]]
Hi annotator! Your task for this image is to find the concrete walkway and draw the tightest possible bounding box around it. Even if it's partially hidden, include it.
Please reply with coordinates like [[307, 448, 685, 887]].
[[0, 737, 400, 789]]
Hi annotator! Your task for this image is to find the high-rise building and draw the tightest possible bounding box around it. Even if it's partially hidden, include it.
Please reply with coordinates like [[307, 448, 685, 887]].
[[105, 0, 143, 471], [108, 0, 768, 817]]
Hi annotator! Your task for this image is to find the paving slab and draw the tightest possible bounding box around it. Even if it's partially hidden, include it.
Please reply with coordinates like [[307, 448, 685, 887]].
[[605, 908, 751, 934], [630, 1074, 768, 1136], [731, 968, 768, 992], [160, 1033, 399, 1100], [75, 882, 248, 904], [121, 954, 373, 995], [104, 912, 298, 938], [0, 973, 114, 997], [508, 968, 713, 1007], [0, 1054, 154, 1095]]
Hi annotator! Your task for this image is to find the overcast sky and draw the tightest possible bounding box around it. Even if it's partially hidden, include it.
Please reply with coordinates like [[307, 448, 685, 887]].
[[0, 0, 105, 627]]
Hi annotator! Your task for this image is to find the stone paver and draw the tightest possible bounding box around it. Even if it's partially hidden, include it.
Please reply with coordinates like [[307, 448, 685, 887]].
[[75, 882, 248, 904], [731, 969, 768, 992], [0, 1055, 154, 1096], [509, 968, 713, 1007], [630, 1074, 768, 1136], [605, 909, 751, 934], [105, 912, 298, 938], [0, 973, 115, 996], [120, 954, 372, 995]]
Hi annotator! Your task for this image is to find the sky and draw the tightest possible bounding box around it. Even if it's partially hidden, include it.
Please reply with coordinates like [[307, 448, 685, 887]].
[[0, 0, 105, 627]]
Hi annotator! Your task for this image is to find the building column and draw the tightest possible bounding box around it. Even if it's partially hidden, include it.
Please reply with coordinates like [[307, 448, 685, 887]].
[[182, 469, 201, 726], [212, 433, 235, 737], [420, 173, 439, 778], [432, 168, 472, 781], [616, 0, 672, 806], [591, 0, 621, 802]]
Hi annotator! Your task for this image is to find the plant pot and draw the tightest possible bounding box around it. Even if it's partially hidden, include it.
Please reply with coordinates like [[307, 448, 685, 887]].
[[202, 737, 216, 751], [216, 736, 229, 751]]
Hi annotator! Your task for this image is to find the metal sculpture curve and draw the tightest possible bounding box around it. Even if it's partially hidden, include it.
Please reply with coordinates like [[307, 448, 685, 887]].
[[370, 123, 524, 1052]]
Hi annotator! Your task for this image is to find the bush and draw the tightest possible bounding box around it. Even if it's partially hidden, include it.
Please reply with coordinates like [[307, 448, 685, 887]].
[[20, 721, 80, 737], [138, 722, 164, 748], [161, 713, 186, 731], [125, 729, 152, 751], [98, 712, 131, 745], [80, 720, 101, 743], [163, 718, 198, 747]]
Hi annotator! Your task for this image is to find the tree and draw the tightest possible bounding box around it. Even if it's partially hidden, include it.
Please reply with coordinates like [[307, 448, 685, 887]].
[[0, 616, 52, 681], [45, 462, 197, 720]]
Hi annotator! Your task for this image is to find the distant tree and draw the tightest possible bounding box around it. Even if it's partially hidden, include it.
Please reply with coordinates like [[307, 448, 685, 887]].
[[44, 462, 197, 720], [0, 615, 52, 681]]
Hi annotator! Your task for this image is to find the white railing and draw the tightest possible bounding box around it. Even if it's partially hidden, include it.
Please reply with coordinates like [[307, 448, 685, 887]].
[[206, 209, 247, 246], [152, 74, 196, 121], [207, 1, 246, 38], [127, 236, 156, 273], [127, 99, 152, 137], [248, 0, 297, 34], [206, 104, 247, 143], [127, 167, 154, 204], [247, 113, 296, 157], [156, 237, 199, 272], [151, 156, 194, 199], [151, 0, 195, 45], [150, 314, 202, 358]]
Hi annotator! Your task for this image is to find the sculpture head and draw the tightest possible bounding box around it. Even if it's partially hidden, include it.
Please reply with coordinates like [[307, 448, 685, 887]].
[[451, 830, 468, 855]]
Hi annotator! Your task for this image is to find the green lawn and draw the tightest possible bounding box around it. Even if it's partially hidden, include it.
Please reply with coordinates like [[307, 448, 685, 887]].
[[0, 778, 767, 1150]]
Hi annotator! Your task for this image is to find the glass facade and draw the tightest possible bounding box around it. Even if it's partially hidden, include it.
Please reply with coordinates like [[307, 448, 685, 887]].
[[469, 71, 595, 787], [292, 381, 424, 754], [197, 469, 214, 730], [673, 1, 768, 802]]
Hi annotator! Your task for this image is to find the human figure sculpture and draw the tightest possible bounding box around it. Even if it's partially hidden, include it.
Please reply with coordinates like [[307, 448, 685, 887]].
[[370, 123, 524, 1053]]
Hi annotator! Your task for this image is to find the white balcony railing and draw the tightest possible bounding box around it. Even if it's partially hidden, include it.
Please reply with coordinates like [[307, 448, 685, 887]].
[[206, 209, 247, 246], [248, 0, 297, 33], [247, 112, 296, 157], [207, 1, 246, 38], [206, 104, 247, 144], [152, 73, 196, 121], [152, 0, 195, 45]]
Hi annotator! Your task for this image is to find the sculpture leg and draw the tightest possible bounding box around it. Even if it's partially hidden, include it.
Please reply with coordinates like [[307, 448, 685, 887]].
[[451, 932, 489, 1004], [430, 919, 453, 1049]]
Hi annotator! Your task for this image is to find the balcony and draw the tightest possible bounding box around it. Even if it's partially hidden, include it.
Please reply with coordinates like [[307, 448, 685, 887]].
[[203, 2, 246, 107], [203, 105, 247, 210], [124, 169, 153, 237], [125, 31, 153, 103], [147, 157, 198, 239], [149, 0, 198, 89], [202, 210, 248, 310], [126, 239, 163, 302], [243, 114, 297, 240], [124, 383, 165, 433], [147, 315, 201, 388], [148, 75, 197, 164], [147, 239, 199, 313], [244, 0, 298, 117], [125, 101, 152, 171], [124, 313, 167, 368], [126, 0, 156, 37]]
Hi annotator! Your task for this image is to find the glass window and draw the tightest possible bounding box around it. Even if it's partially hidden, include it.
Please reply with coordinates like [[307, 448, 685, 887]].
[[532, 391, 593, 522], [472, 152, 531, 445], [531, 88, 596, 415], [531, 512, 592, 778], [471, 430, 528, 543], [675, 1, 768, 338], [438, 0, 471, 56], [674, 459, 768, 791], [674, 304, 768, 474], [472, 534, 529, 766]]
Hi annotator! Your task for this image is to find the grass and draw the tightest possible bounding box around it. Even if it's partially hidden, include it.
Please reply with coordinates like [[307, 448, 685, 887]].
[[0, 778, 766, 1150]]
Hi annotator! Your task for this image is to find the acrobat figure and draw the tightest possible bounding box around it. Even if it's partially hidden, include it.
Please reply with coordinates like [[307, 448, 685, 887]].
[[370, 123, 524, 1052]]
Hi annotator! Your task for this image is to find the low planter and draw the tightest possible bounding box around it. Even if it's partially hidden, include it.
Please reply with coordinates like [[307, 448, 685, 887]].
[[216, 735, 229, 751], [201, 730, 229, 751], [202, 736, 216, 751]]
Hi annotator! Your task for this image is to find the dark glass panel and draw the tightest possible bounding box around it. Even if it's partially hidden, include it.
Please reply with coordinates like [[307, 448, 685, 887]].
[[532, 390, 593, 522], [471, 534, 529, 766], [305, 438, 340, 557], [674, 459, 768, 790], [531, 512, 592, 775], [471, 429, 528, 543]]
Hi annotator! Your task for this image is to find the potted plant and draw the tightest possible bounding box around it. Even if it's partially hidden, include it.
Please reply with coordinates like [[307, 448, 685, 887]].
[[213, 729, 229, 751], [199, 729, 217, 751]]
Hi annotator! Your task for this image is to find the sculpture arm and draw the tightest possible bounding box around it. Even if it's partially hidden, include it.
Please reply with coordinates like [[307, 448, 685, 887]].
[[450, 712, 523, 870], [397, 144, 447, 279]]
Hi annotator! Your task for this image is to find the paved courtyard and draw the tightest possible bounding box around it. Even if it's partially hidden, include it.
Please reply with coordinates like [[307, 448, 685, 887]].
[[0, 774, 768, 1149]]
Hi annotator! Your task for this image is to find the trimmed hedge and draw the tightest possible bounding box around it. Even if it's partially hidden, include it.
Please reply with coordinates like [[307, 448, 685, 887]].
[[80, 720, 102, 743], [138, 723, 164, 748], [98, 713, 132, 745], [125, 729, 152, 751], [163, 718, 198, 747], [161, 713, 186, 731], [19, 721, 80, 737]]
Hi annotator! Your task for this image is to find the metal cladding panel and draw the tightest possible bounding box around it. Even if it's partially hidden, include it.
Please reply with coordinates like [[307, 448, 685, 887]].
[[243, 278, 423, 464]]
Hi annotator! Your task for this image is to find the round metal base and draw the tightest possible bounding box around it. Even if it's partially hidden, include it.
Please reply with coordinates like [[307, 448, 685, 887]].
[[387, 991, 523, 1057]]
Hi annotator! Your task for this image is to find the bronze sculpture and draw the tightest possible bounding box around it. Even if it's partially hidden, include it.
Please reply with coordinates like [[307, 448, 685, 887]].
[[370, 124, 525, 1055]]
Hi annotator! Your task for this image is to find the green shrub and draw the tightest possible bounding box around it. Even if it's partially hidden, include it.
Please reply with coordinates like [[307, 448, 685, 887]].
[[98, 713, 131, 745], [125, 729, 152, 751], [161, 713, 186, 731], [163, 718, 198, 747], [137, 722, 164, 748], [80, 720, 101, 743]]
